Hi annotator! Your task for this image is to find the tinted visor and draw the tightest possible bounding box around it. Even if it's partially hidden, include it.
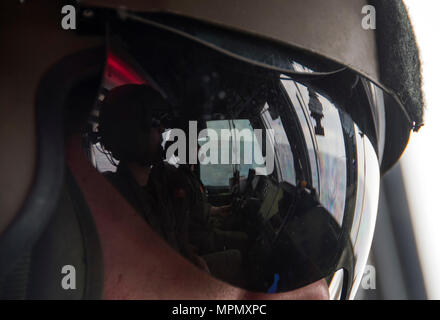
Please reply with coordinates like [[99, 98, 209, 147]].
[[92, 20, 382, 300]]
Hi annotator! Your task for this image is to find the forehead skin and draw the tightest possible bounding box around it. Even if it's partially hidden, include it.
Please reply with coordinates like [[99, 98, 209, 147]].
[[66, 135, 329, 299]]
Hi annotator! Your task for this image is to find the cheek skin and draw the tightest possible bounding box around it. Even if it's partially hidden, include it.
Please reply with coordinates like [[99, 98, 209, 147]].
[[149, 128, 162, 149], [66, 135, 330, 300]]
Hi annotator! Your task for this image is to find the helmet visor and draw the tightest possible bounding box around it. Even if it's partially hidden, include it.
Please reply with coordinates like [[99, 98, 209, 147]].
[[92, 20, 382, 300]]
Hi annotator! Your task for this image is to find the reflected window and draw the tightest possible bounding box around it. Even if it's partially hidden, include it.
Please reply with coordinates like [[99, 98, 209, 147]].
[[260, 104, 296, 186], [199, 119, 267, 187]]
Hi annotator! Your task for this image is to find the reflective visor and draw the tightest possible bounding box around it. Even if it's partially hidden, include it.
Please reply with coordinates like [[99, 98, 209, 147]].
[[90, 19, 384, 299]]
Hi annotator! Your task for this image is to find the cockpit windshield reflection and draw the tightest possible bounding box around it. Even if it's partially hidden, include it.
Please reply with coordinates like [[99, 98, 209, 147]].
[[83, 43, 379, 295]]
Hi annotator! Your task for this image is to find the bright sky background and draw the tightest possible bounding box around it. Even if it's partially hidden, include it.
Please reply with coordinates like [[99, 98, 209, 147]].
[[399, 1, 440, 299]]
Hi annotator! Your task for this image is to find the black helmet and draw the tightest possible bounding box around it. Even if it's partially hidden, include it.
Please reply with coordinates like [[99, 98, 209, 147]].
[[98, 84, 166, 164]]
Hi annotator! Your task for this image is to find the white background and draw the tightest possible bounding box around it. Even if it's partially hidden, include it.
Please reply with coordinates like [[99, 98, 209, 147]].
[[399, 1, 440, 299]]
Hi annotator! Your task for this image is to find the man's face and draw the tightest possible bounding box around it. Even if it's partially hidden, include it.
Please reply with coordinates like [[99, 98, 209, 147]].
[[146, 127, 164, 164]]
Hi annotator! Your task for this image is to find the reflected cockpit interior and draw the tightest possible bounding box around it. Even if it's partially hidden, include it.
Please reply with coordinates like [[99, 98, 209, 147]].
[[80, 28, 380, 299]]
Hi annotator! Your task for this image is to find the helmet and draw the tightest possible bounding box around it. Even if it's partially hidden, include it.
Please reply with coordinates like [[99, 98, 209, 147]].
[[0, 0, 423, 300], [98, 84, 167, 165]]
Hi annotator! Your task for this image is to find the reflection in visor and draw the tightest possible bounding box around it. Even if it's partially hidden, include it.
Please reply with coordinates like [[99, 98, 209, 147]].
[[279, 78, 380, 298], [349, 126, 380, 299], [93, 33, 382, 299]]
